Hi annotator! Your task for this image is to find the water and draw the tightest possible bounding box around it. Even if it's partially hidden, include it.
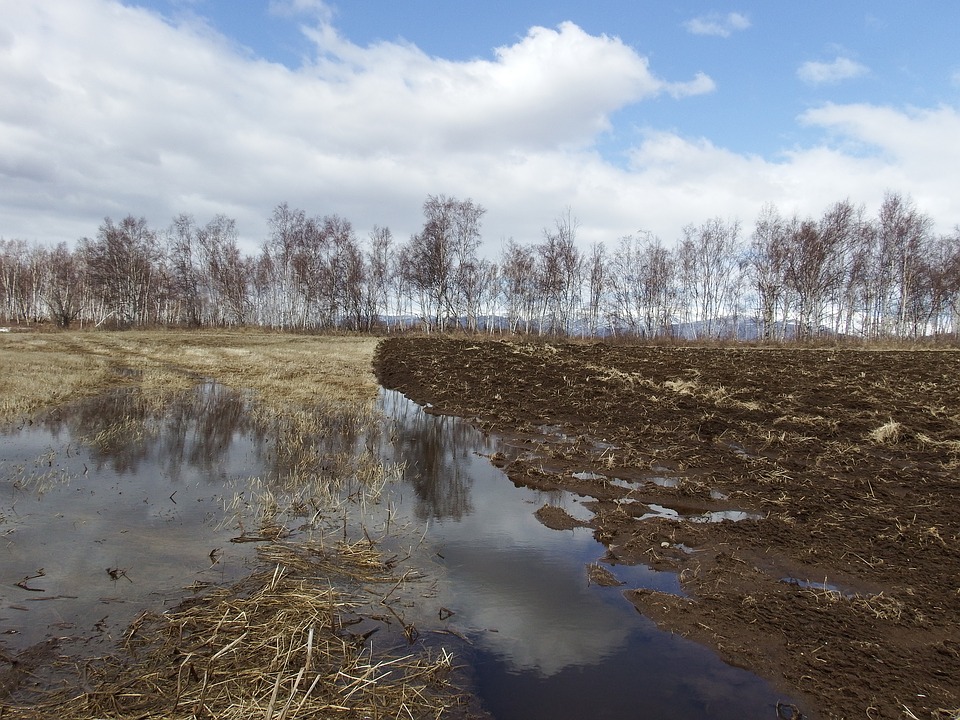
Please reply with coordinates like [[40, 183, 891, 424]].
[[0, 383, 267, 650], [376, 390, 793, 719], [0, 383, 795, 718]]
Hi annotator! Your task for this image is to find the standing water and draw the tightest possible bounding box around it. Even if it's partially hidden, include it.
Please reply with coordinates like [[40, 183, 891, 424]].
[[375, 390, 793, 720], [0, 383, 794, 718]]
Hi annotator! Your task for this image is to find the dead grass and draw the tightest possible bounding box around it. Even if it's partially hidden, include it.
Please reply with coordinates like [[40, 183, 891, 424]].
[[0, 330, 472, 718], [867, 418, 904, 444], [0, 541, 465, 720], [0, 330, 381, 425]]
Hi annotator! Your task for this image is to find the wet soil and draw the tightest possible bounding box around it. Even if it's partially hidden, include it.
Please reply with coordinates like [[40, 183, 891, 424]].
[[374, 338, 960, 720]]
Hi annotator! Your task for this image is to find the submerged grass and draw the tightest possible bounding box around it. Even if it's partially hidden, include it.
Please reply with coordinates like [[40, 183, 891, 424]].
[[2, 541, 465, 720], [0, 330, 472, 718]]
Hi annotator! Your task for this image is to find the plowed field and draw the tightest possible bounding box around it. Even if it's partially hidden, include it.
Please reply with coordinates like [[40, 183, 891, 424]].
[[374, 338, 960, 720]]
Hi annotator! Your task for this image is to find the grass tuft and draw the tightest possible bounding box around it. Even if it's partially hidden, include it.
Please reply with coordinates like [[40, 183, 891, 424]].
[[867, 418, 903, 444]]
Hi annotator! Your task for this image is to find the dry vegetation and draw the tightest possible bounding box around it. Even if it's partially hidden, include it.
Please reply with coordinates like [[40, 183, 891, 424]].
[[0, 330, 473, 719], [0, 330, 380, 423], [5, 541, 463, 720]]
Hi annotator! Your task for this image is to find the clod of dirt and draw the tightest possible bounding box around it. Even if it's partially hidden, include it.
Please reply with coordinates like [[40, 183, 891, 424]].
[[534, 504, 586, 531], [587, 563, 624, 587]]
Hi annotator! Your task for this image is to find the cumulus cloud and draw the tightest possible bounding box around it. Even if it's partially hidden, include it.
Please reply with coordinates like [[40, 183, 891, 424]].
[[0, 0, 957, 254], [683, 12, 751, 38], [797, 56, 869, 85], [295, 21, 714, 153], [619, 101, 960, 239], [0, 1, 715, 248], [797, 103, 960, 210]]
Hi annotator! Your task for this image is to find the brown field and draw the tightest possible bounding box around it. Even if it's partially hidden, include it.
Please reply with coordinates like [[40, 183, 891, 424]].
[[374, 337, 960, 720]]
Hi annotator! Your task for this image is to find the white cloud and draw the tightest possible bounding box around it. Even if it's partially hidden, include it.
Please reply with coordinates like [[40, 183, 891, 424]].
[[797, 56, 869, 85], [0, 0, 957, 257], [295, 21, 713, 153], [683, 12, 751, 38], [268, 0, 333, 21], [0, 1, 714, 249], [795, 103, 960, 221]]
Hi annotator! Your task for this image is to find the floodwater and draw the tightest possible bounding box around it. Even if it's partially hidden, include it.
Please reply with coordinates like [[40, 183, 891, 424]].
[[1, 382, 794, 718], [0, 383, 269, 651], [376, 390, 793, 720]]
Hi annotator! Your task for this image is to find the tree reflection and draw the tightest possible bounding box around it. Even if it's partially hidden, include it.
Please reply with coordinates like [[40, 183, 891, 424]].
[[35, 383, 251, 480], [380, 391, 476, 521], [161, 383, 250, 481]]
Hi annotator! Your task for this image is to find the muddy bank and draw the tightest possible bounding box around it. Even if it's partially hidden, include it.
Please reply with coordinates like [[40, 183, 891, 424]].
[[374, 337, 960, 720]]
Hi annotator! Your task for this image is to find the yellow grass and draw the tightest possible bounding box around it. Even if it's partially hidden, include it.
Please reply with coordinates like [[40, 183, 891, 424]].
[[0, 330, 381, 424], [1, 541, 466, 720], [867, 418, 903, 444], [0, 330, 472, 718]]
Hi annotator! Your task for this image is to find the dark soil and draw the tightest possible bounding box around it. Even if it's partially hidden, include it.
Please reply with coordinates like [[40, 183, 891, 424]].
[[374, 337, 960, 720]]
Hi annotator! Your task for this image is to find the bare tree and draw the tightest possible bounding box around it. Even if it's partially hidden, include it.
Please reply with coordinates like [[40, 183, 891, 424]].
[[499, 239, 538, 334], [166, 214, 207, 326], [938, 227, 960, 338], [746, 204, 790, 341], [678, 218, 742, 338], [585, 242, 606, 337], [83, 216, 160, 327], [876, 192, 932, 337], [0, 239, 34, 323], [536, 209, 582, 335], [43, 242, 87, 328], [607, 233, 677, 337], [202, 215, 250, 326], [457, 258, 499, 333], [260, 203, 310, 329], [403, 195, 486, 331], [363, 225, 393, 331]]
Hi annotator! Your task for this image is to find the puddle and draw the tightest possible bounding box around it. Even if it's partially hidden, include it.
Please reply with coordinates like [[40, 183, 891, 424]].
[[377, 390, 795, 719], [1, 384, 793, 718], [0, 381, 370, 652], [638, 503, 762, 523], [0, 383, 271, 651], [781, 577, 854, 597], [694, 509, 763, 523]]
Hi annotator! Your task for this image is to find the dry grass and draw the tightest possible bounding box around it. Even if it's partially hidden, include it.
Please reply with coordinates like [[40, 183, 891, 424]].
[[0, 330, 473, 718], [867, 418, 904, 444], [0, 330, 381, 425], [1, 541, 465, 720]]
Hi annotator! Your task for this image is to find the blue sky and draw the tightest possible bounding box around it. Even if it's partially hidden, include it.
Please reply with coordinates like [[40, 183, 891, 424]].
[[2, 0, 958, 252]]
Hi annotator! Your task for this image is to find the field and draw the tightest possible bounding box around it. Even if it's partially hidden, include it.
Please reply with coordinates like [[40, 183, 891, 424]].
[[374, 337, 960, 720], [0, 331, 470, 719], [4, 330, 958, 719]]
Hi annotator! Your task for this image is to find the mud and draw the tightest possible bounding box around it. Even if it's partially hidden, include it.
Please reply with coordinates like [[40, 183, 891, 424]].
[[374, 338, 960, 720]]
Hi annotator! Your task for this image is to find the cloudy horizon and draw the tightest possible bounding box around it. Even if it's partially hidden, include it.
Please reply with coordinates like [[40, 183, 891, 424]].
[[2, 1, 958, 255]]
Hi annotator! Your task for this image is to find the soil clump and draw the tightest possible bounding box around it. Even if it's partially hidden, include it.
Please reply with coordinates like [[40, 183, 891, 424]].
[[374, 337, 960, 720]]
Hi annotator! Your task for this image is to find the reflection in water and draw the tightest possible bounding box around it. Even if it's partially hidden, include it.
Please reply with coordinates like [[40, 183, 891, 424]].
[[0, 382, 389, 655], [377, 389, 794, 720], [1, 384, 794, 720], [378, 390, 475, 521], [0, 384, 269, 651]]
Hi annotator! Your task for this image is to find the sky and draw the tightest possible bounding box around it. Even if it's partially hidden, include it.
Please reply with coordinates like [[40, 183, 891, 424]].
[[2, 0, 959, 255]]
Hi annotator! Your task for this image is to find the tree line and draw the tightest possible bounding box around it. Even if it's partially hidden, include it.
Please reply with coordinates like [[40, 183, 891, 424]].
[[2, 192, 958, 340]]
